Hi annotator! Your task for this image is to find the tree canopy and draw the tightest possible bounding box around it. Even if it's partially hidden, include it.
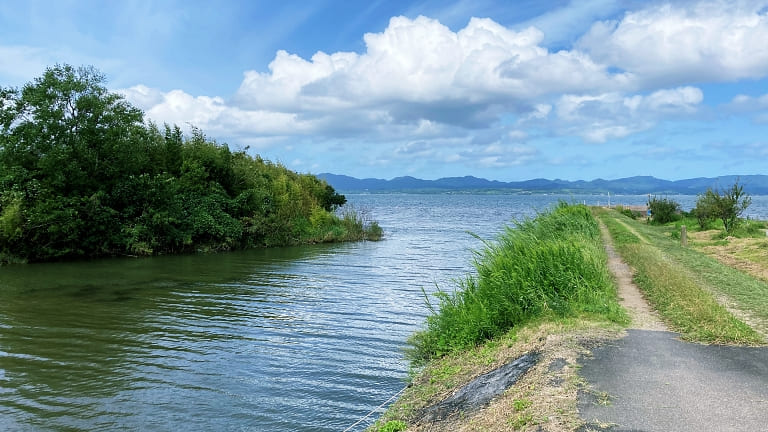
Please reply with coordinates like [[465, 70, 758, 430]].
[[0, 65, 375, 263], [693, 179, 752, 233]]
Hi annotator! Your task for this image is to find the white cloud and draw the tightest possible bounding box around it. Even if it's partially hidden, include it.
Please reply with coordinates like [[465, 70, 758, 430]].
[[727, 93, 768, 111], [121, 14, 632, 149], [233, 15, 627, 118], [508, 129, 528, 140], [462, 143, 539, 168], [518, 0, 623, 46], [112, 3, 761, 173], [708, 140, 768, 157], [117, 85, 165, 111], [577, 1, 768, 86], [723, 92, 768, 123], [555, 87, 703, 142], [120, 86, 309, 137]]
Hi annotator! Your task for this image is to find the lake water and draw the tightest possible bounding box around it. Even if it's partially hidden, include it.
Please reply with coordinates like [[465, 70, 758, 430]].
[[2, 194, 767, 431]]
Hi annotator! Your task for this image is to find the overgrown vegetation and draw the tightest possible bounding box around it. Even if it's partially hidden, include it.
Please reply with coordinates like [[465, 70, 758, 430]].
[[647, 196, 681, 224], [597, 208, 765, 344], [0, 65, 380, 263], [614, 205, 641, 220], [407, 203, 627, 363], [693, 179, 752, 233]]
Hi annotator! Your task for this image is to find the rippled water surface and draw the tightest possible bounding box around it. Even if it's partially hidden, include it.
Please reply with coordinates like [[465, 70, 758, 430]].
[[2, 194, 767, 431]]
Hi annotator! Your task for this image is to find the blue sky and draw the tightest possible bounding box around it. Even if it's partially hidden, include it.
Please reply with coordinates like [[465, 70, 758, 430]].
[[2, 0, 767, 181]]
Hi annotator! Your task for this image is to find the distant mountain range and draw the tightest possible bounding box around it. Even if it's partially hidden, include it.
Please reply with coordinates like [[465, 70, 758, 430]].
[[318, 174, 768, 195]]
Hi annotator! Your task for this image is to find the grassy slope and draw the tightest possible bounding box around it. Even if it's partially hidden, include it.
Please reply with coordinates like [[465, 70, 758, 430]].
[[596, 208, 766, 344], [407, 204, 627, 363], [370, 205, 628, 431], [370, 207, 767, 432]]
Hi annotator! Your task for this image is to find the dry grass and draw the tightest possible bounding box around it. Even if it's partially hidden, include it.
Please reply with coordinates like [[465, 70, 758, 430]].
[[693, 235, 768, 283], [370, 320, 623, 432]]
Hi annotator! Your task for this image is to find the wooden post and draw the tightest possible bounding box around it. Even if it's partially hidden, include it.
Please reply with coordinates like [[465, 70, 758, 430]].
[[681, 225, 687, 247]]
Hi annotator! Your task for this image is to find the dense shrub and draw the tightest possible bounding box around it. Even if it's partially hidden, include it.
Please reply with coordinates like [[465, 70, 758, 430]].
[[0, 64, 377, 262], [647, 196, 681, 225]]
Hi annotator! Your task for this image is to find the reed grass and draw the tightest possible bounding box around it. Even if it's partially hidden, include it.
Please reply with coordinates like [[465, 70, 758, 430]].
[[408, 203, 626, 362]]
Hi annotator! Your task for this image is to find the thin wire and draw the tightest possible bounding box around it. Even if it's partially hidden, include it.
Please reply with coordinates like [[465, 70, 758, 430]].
[[342, 384, 409, 432]]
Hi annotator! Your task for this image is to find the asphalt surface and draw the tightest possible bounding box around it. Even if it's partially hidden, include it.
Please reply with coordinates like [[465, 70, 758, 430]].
[[578, 329, 768, 432]]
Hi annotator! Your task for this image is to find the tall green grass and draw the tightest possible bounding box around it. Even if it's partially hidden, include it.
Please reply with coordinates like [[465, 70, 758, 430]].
[[408, 203, 626, 362]]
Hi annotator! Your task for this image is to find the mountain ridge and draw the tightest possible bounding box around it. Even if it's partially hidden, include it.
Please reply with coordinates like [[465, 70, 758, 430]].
[[317, 173, 768, 195]]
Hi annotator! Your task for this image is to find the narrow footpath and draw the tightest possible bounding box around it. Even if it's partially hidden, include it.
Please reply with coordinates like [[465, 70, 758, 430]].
[[577, 224, 768, 431]]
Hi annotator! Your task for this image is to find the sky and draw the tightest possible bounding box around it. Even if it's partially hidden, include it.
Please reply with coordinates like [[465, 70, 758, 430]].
[[1, 0, 768, 181]]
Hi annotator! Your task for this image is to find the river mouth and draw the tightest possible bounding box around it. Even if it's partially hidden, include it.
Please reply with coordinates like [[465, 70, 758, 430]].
[[2, 194, 766, 431]]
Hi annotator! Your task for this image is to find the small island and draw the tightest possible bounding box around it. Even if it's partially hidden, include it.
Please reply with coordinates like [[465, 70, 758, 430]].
[[0, 65, 381, 264]]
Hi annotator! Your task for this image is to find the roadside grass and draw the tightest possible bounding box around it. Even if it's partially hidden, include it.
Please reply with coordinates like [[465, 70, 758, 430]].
[[407, 203, 627, 363], [596, 208, 766, 344], [367, 204, 629, 431], [616, 211, 768, 335], [695, 236, 768, 283]]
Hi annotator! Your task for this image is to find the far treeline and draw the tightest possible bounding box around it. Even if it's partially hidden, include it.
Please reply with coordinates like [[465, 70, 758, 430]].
[[0, 65, 381, 263]]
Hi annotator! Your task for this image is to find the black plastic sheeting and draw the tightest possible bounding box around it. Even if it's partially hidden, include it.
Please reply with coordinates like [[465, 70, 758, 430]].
[[419, 352, 540, 423]]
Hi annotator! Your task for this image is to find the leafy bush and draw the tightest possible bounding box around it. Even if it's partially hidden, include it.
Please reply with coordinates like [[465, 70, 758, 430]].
[[647, 196, 681, 225], [693, 180, 752, 233]]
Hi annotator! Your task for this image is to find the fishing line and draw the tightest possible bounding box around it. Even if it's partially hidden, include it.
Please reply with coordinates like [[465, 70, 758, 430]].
[[342, 383, 410, 432]]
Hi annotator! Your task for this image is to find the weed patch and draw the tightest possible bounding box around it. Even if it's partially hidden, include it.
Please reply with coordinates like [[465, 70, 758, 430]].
[[408, 203, 627, 363]]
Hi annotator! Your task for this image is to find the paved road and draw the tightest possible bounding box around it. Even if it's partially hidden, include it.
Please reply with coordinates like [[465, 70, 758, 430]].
[[578, 329, 768, 432]]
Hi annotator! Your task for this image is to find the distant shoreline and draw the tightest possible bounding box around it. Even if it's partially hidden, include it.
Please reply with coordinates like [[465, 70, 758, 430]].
[[319, 173, 768, 195]]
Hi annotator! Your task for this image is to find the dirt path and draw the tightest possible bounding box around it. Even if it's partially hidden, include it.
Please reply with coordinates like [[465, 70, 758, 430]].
[[598, 221, 665, 331], [578, 222, 768, 432], [612, 217, 650, 244]]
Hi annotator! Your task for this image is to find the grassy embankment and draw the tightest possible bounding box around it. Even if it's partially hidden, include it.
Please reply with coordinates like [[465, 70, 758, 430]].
[[370, 203, 629, 431], [596, 207, 767, 343]]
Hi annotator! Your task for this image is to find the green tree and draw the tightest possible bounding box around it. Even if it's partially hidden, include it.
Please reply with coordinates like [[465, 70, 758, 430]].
[[1, 64, 373, 263], [0, 64, 145, 259], [696, 180, 751, 234], [693, 191, 717, 230]]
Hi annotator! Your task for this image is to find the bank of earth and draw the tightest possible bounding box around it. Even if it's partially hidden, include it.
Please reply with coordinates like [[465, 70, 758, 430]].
[[369, 206, 768, 432]]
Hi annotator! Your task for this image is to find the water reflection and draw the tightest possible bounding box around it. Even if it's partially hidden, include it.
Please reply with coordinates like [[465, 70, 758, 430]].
[[0, 244, 348, 430], [2, 194, 767, 431]]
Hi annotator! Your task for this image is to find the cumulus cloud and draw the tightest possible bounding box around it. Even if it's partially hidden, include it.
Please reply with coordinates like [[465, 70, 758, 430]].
[[119, 85, 308, 137], [121, 14, 632, 148], [233, 16, 628, 119], [114, 1, 768, 176], [577, 0, 768, 86]]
